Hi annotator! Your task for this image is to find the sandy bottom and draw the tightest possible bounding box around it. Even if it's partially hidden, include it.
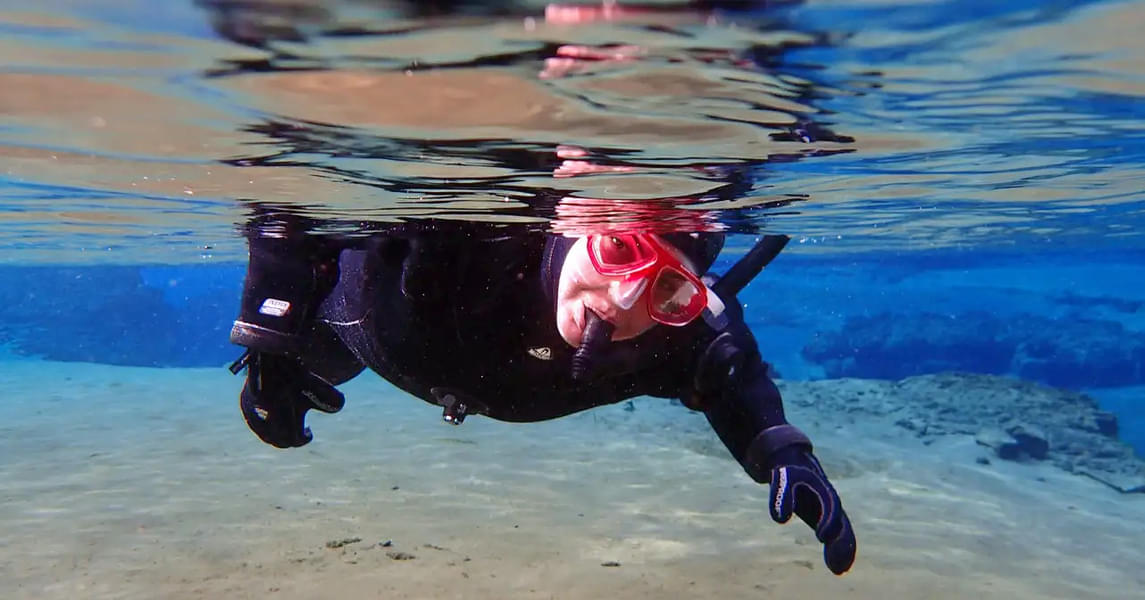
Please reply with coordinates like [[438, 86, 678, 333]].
[[1, 359, 1142, 600]]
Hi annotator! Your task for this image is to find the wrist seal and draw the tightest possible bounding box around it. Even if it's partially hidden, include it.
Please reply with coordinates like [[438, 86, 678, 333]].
[[743, 424, 813, 483]]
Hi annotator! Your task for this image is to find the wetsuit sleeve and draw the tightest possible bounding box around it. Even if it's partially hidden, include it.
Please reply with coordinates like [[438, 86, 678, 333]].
[[688, 289, 857, 575], [229, 212, 366, 448], [690, 313, 790, 481]]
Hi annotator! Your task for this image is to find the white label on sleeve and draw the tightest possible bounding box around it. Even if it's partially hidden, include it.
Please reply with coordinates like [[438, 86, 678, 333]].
[[258, 298, 291, 317]]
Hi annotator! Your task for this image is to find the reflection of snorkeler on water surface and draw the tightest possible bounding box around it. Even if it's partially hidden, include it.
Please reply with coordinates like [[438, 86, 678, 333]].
[[199, 0, 853, 186], [200, 0, 853, 194], [226, 189, 857, 575]]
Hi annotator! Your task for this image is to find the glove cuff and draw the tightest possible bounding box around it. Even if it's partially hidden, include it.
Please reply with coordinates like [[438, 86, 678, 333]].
[[743, 424, 813, 483]]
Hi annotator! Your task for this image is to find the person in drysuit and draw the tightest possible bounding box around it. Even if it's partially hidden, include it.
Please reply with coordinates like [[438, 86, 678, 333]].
[[226, 210, 857, 575]]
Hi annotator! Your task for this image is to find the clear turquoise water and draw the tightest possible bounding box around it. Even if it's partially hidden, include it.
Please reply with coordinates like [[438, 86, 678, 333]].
[[2, 1, 1144, 598]]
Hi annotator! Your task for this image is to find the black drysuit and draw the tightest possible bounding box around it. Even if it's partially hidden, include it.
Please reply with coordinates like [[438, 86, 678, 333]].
[[229, 220, 857, 574]]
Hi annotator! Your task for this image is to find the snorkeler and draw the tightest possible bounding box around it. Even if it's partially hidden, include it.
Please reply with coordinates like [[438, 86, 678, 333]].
[[226, 209, 857, 575]]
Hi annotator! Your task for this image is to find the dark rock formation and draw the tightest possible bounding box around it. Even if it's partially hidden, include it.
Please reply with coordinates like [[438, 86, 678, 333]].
[[0, 265, 240, 367], [801, 311, 1145, 389], [783, 373, 1145, 493], [1003, 424, 1049, 460], [976, 428, 1024, 461]]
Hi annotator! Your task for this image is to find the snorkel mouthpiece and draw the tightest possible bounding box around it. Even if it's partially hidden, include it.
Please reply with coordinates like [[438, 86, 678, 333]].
[[571, 309, 615, 382]]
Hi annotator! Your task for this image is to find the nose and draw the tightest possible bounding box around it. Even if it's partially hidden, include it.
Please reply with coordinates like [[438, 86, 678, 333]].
[[608, 277, 648, 309]]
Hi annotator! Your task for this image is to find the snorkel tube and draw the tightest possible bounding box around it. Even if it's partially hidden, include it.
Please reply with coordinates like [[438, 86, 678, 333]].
[[712, 234, 790, 298], [571, 310, 616, 382]]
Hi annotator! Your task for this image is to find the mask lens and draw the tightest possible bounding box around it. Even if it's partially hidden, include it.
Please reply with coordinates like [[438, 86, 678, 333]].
[[590, 235, 656, 274], [649, 267, 704, 325]]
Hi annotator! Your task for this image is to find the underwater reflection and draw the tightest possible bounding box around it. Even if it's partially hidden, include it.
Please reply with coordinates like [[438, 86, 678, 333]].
[[197, 0, 851, 226], [0, 0, 859, 263]]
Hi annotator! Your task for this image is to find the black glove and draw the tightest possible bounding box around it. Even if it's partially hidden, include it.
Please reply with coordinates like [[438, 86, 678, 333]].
[[232, 351, 345, 448], [766, 445, 857, 575]]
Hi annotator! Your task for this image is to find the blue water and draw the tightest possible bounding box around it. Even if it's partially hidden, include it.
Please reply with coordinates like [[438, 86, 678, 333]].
[[2, 1, 1144, 597]]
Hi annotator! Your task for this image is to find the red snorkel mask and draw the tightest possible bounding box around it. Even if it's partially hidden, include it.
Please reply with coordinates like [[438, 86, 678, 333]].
[[585, 233, 708, 326]]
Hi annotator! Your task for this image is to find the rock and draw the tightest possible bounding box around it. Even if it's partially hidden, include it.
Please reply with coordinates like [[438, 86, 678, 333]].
[[782, 373, 1145, 492], [1075, 467, 1145, 494], [325, 537, 362, 549], [976, 428, 1022, 461], [895, 417, 928, 435], [801, 310, 1145, 389], [1094, 411, 1119, 437], [0, 265, 240, 367], [1006, 424, 1049, 460]]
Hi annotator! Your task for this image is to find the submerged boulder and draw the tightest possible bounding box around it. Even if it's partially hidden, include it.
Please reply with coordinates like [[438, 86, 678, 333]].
[[1004, 424, 1049, 460], [0, 265, 239, 367], [782, 373, 1145, 494], [975, 428, 1023, 461]]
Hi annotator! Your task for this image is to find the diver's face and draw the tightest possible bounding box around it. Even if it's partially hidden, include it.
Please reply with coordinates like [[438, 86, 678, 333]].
[[556, 237, 657, 347]]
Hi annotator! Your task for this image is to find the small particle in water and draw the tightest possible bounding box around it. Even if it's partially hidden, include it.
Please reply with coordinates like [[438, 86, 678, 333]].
[[380, 540, 393, 547], [601, 561, 621, 567]]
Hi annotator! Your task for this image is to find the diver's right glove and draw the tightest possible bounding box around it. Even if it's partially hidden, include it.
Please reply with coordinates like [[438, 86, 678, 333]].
[[748, 425, 857, 575], [231, 351, 345, 448]]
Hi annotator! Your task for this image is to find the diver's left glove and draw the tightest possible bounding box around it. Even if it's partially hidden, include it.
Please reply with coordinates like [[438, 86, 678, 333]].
[[747, 425, 857, 575], [230, 350, 345, 448]]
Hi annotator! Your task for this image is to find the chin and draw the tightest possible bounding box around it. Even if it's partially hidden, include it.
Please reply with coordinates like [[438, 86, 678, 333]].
[[556, 307, 582, 348], [611, 323, 654, 342]]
